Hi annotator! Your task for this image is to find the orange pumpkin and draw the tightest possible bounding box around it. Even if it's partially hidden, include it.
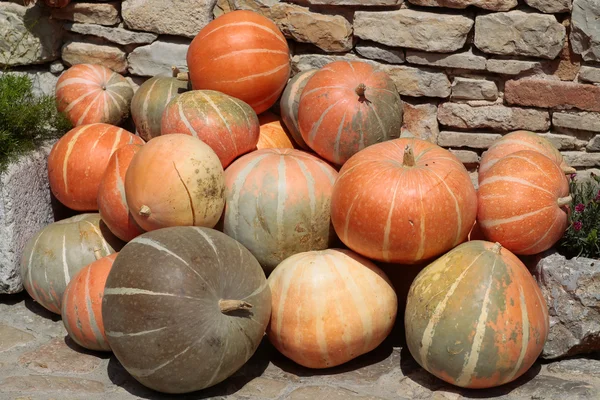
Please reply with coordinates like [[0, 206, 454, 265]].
[[331, 138, 478, 264], [267, 249, 397, 369], [61, 252, 117, 352], [256, 112, 295, 150], [98, 144, 145, 242], [298, 60, 403, 165], [125, 134, 225, 232], [56, 64, 133, 127], [280, 70, 317, 150], [48, 123, 143, 211], [187, 10, 291, 114], [478, 150, 570, 255], [479, 131, 575, 182]]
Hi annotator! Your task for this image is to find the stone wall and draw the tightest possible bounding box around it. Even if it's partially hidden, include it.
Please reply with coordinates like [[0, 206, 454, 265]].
[[2, 0, 600, 172]]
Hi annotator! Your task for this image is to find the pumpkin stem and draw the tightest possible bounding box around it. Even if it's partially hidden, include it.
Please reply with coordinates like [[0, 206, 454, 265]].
[[403, 145, 416, 167], [93, 248, 103, 260], [355, 83, 367, 98], [219, 299, 253, 314], [557, 195, 572, 207], [562, 165, 576, 175], [171, 66, 180, 78], [139, 205, 151, 217], [491, 242, 502, 254]]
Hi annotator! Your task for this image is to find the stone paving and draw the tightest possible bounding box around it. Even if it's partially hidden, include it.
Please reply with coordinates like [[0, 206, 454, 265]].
[[1, 292, 600, 400]]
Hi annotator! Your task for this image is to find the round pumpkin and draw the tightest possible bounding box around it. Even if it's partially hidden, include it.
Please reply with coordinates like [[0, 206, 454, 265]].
[[331, 138, 477, 264], [61, 252, 117, 352], [161, 90, 259, 168], [125, 134, 225, 232], [477, 150, 570, 255], [131, 67, 190, 141], [98, 144, 145, 242], [187, 10, 291, 114], [20, 214, 123, 314], [298, 60, 403, 165], [56, 64, 133, 127], [405, 240, 549, 389], [268, 249, 397, 368], [48, 123, 143, 211], [280, 70, 317, 150], [256, 112, 295, 150], [224, 148, 338, 272], [479, 131, 576, 182], [102, 227, 271, 393]]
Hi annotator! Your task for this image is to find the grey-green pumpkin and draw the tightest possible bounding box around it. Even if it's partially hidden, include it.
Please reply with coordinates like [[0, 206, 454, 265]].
[[102, 226, 271, 394], [279, 69, 316, 150]]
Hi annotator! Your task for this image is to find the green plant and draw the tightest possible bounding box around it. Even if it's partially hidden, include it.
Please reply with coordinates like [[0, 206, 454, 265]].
[[557, 173, 600, 259], [0, 73, 71, 172]]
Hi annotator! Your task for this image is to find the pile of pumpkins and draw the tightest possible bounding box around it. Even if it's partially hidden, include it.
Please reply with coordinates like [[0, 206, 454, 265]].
[[20, 9, 573, 395]]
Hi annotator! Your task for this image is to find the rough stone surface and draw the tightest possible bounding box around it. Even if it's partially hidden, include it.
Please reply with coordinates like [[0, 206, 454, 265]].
[[451, 77, 498, 101], [540, 133, 587, 150], [533, 251, 600, 359], [61, 40, 128, 74], [438, 103, 551, 131], [474, 11, 566, 59], [571, 0, 600, 62], [0, 375, 105, 393], [127, 38, 191, 77], [505, 78, 600, 112], [64, 23, 158, 46], [562, 151, 600, 167], [0, 143, 55, 294], [486, 58, 543, 75], [407, 0, 517, 11], [287, 386, 387, 400], [401, 101, 439, 143], [235, 377, 288, 398], [49, 61, 64, 75], [291, 53, 380, 73], [438, 131, 502, 149], [122, 0, 217, 38], [354, 9, 474, 53], [449, 149, 480, 165], [384, 65, 451, 98], [51, 2, 120, 25], [548, 359, 600, 377], [0, 325, 34, 352], [525, 0, 572, 13], [298, 0, 403, 4], [543, 31, 582, 81], [553, 111, 600, 132], [406, 48, 487, 71], [579, 65, 600, 83], [0, 3, 62, 67], [356, 41, 405, 64], [587, 135, 600, 151], [18, 338, 102, 374]]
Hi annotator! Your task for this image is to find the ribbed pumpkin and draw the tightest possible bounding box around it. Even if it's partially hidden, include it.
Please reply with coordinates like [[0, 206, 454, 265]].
[[331, 138, 477, 264], [405, 240, 549, 389], [20, 214, 123, 314], [130, 67, 189, 141], [477, 150, 570, 255], [98, 144, 145, 242], [479, 131, 576, 182], [268, 249, 397, 368], [224, 148, 338, 272], [47, 123, 143, 211], [187, 10, 291, 114], [256, 112, 295, 150], [102, 227, 271, 394], [298, 60, 403, 165], [61, 252, 117, 352], [161, 90, 259, 168], [125, 134, 225, 232], [280, 70, 317, 150], [56, 64, 133, 127]]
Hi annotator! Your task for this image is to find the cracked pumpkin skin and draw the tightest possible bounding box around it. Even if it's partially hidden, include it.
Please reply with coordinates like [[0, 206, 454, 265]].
[[124, 134, 225, 232]]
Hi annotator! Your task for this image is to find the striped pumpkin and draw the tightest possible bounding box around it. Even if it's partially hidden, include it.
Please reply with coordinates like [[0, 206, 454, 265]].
[[268, 249, 397, 369], [61, 252, 117, 352], [102, 227, 271, 393], [130, 68, 190, 141], [56, 64, 133, 127], [125, 134, 225, 232], [98, 144, 145, 242], [187, 10, 291, 114], [331, 138, 478, 264], [478, 150, 570, 255], [256, 112, 295, 150], [479, 131, 576, 182], [298, 60, 403, 165], [405, 240, 549, 389], [47, 123, 143, 211], [20, 214, 123, 314], [224, 148, 338, 272], [280, 70, 317, 150], [161, 90, 260, 168]]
